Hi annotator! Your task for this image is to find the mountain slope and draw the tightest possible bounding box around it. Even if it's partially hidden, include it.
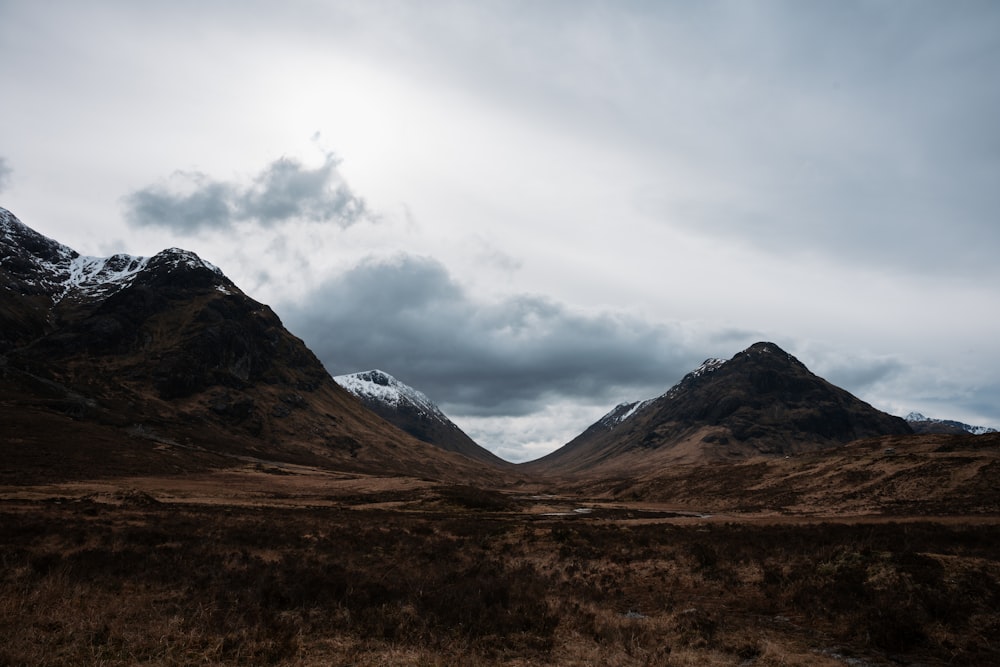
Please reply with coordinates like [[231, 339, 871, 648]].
[[335, 370, 507, 466], [0, 207, 505, 484], [570, 431, 1000, 515], [529, 342, 912, 476]]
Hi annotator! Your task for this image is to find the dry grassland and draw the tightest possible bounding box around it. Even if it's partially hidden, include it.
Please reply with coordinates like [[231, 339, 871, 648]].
[[2, 468, 999, 666]]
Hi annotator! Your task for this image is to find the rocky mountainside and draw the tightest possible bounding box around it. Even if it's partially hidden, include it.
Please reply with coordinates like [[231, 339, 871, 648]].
[[528, 341, 912, 476], [0, 207, 505, 483], [905, 412, 997, 436], [335, 370, 507, 465]]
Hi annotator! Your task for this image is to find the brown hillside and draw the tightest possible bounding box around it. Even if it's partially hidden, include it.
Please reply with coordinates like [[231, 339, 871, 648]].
[[0, 208, 508, 485], [564, 432, 1000, 517], [529, 342, 911, 476]]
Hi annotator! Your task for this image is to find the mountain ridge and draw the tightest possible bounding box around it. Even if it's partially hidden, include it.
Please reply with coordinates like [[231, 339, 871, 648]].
[[905, 411, 997, 436], [1, 206, 507, 484], [1, 207, 229, 304], [528, 341, 913, 475], [3, 205, 989, 484]]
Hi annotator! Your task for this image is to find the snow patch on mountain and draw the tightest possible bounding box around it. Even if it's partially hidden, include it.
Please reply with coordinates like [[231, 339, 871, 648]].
[[617, 398, 655, 423], [905, 412, 997, 435], [598, 399, 654, 428], [335, 370, 448, 422], [662, 357, 728, 400], [2, 206, 226, 302], [59, 253, 151, 301], [687, 357, 727, 380], [599, 357, 729, 429]]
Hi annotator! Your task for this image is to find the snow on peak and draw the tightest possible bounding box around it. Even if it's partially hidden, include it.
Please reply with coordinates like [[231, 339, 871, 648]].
[[600, 357, 730, 429], [660, 356, 729, 400], [598, 398, 655, 428], [151, 247, 224, 275], [2, 207, 227, 302], [905, 411, 998, 435], [690, 357, 727, 378], [334, 369, 446, 420]]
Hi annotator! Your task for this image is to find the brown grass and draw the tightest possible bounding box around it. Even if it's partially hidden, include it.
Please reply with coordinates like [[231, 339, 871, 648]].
[[1, 479, 999, 666]]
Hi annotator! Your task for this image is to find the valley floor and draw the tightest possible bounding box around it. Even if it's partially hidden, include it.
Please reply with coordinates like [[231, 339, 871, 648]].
[[2, 465, 1000, 666]]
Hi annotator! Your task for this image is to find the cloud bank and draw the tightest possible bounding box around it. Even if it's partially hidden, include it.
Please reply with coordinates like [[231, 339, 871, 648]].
[[280, 254, 710, 419], [123, 153, 367, 232]]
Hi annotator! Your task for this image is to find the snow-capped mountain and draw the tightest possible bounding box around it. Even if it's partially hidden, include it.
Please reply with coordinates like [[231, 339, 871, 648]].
[[905, 412, 997, 436], [336, 370, 448, 421], [1, 206, 506, 482], [1, 206, 230, 306], [335, 370, 506, 465]]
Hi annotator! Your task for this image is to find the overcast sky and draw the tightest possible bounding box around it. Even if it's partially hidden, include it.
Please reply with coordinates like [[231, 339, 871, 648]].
[[2, 1, 998, 461]]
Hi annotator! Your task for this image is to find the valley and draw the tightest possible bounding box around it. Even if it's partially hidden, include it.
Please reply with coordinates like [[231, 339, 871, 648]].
[[3, 434, 999, 667]]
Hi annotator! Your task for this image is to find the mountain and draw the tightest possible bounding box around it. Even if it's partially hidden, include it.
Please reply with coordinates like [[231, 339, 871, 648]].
[[529, 341, 912, 476], [905, 412, 997, 436], [0, 206, 504, 484], [335, 369, 506, 465]]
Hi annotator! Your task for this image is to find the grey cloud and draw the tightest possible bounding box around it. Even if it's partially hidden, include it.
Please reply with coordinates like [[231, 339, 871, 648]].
[[239, 154, 367, 226], [280, 254, 702, 418], [0, 157, 11, 193], [281, 250, 976, 430], [124, 153, 367, 231], [818, 357, 906, 394], [125, 172, 234, 233], [962, 383, 1000, 428]]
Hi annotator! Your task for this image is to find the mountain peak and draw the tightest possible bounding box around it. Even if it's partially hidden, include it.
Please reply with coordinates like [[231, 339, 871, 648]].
[[335, 370, 506, 466], [530, 341, 912, 474], [138, 247, 233, 293], [1, 206, 232, 302], [735, 341, 805, 367], [744, 341, 784, 354], [150, 247, 223, 274], [1, 206, 74, 260], [354, 369, 396, 387], [335, 369, 437, 413]]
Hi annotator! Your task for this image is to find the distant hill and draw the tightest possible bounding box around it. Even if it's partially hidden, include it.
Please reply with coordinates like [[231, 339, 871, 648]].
[[572, 431, 1000, 515], [528, 341, 912, 476], [335, 369, 507, 466], [905, 411, 997, 436], [0, 206, 505, 484]]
